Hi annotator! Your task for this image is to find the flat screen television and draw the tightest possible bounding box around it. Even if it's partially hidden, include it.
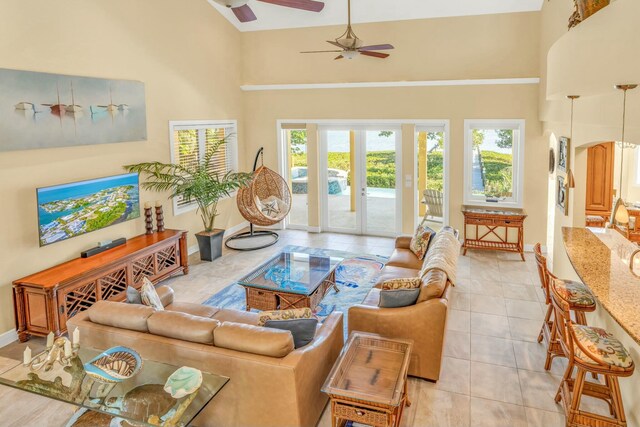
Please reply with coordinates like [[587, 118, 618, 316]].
[[37, 172, 140, 246]]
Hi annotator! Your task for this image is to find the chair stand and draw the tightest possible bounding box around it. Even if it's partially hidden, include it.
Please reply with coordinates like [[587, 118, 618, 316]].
[[225, 224, 279, 251]]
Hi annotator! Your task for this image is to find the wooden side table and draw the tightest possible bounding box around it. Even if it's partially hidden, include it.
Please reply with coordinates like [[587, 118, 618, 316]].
[[462, 207, 527, 261], [322, 332, 413, 427]]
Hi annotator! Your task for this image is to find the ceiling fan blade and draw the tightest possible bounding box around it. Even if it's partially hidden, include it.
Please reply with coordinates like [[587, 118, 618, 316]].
[[232, 4, 257, 22], [257, 0, 324, 12], [334, 55, 344, 60], [326, 40, 345, 49], [300, 50, 343, 54], [359, 44, 394, 51], [360, 51, 390, 59]]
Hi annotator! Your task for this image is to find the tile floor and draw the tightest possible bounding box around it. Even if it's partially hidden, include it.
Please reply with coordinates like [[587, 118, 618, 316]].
[[0, 230, 612, 426]]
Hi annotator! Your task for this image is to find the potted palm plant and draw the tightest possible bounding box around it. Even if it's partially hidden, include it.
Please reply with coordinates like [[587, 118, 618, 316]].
[[125, 136, 252, 261]]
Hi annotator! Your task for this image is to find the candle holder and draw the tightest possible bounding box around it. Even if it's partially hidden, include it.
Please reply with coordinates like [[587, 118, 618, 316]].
[[155, 204, 165, 232], [26, 337, 79, 372], [144, 207, 154, 235]]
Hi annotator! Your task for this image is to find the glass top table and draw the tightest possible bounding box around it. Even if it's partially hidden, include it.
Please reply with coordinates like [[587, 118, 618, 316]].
[[238, 251, 343, 311], [0, 347, 228, 427]]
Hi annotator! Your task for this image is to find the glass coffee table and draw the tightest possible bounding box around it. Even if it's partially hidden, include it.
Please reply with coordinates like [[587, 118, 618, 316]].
[[0, 347, 228, 427], [238, 251, 344, 311]]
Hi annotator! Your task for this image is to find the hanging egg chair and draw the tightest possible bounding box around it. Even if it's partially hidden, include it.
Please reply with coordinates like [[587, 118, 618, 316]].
[[225, 147, 292, 251]]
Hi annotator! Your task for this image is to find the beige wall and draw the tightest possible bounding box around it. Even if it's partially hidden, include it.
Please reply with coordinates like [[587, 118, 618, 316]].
[[0, 0, 244, 335], [242, 12, 540, 84]]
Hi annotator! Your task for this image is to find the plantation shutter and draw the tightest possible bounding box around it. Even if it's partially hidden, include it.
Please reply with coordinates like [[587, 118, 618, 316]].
[[169, 121, 238, 214]]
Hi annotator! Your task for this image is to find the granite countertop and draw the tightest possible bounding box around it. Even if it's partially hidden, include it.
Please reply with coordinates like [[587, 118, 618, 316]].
[[562, 227, 640, 345]]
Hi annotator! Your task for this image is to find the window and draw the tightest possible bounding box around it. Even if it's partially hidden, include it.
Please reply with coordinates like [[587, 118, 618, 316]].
[[416, 125, 446, 228], [463, 120, 525, 207], [169, 120, 239, 215]]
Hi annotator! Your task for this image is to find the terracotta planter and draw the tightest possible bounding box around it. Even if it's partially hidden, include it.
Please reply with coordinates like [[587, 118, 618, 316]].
[[195, 229, 225, 262], [576, 0, 610, 21]]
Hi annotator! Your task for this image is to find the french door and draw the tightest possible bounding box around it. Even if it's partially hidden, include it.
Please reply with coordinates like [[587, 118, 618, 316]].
[[319, 126, 402, 237]]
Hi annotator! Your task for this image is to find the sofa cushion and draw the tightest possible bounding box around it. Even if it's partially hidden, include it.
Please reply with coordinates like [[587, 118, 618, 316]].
[[264, 318, 318, 349], [148, 311, 220, 344], [140, 278, 164, 311], [88, 300, 154, 332], [379, 288, 421, 308], [375, 266, 420, 288], [214, 321, 295, 358], [212, 308, 260, 325], [157, 286, 175, 307], [385, 249, 423, 270], [166, 302, 220, 318], [126, 286, 142, 304], [410, 223, 436, 260], [381, 277, 421, 290], [417, 269, 449, 303], [257, 307, 314, 326]]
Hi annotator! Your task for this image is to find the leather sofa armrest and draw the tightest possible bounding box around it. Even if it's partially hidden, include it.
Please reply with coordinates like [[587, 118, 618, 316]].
[[396, 236, 412, 249], [348, 298, 447, 336], [157, 285, 174, 307], [285, 312, 344, 427]]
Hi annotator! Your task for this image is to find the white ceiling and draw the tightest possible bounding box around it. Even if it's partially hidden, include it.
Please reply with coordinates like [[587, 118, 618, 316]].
[[208, 0, 544, 32]]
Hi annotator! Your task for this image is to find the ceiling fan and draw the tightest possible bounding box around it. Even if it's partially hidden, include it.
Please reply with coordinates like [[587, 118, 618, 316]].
[[300, 0, 394, 60], [214, 0, 325, 23]]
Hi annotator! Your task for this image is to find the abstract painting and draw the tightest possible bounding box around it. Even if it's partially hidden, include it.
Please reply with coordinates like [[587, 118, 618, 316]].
[[0, 68, 146, 152]]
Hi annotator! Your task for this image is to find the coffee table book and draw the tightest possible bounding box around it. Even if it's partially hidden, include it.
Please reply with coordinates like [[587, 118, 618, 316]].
[[322, 332, 413, 427]]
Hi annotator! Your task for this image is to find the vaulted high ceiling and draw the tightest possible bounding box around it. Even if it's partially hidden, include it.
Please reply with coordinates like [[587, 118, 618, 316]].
[[208, 0, 544, 32]]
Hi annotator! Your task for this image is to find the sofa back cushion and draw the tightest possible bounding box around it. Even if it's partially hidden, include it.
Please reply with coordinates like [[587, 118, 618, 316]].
[[88, 300, 155, 332], [148, 311, 220, 345], [417, 269, 449, 303], [379, 288, 421, 308], [214, 321, 295, 358]]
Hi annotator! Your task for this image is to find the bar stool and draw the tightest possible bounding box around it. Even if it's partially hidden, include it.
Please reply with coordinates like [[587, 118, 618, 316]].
[[550, 278, 634, 427], [533, 243, 597, 371]]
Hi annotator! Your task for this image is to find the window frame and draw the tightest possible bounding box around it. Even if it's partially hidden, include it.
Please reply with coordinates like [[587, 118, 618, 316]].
[[168, 120, 239, 216], [463, 119, 525, 208]]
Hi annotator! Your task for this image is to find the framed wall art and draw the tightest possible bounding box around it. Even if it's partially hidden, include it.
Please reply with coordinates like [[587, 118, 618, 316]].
[[557, 175, 568, 215], [557, 136, 570, 172], [0, 68, 147, 152]]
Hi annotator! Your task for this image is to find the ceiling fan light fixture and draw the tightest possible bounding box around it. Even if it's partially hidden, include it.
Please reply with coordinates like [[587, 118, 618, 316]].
[[217, 0, 247, 8], [343, 50, 358, 60]]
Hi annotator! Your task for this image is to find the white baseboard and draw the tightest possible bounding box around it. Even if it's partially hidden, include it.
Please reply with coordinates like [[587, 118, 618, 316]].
[[187, 222, 251, 255], [0, 329, 18, 348], [307, 226, 321, 233]]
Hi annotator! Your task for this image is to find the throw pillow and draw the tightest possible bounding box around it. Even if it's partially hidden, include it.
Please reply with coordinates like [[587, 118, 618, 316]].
[[381, 277, 421, 290], [264, 318, 318, 349], [126, 286, 142, 304], [258, 307, 314, 326], [140, 277, 164, 311], [379, 288, 421, 308], [410, 223, 436, 260]]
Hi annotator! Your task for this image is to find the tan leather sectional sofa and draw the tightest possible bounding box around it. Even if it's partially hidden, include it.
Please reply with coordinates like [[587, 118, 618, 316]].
[[348, 233, 458, 382], [67, 286, 344, 427]]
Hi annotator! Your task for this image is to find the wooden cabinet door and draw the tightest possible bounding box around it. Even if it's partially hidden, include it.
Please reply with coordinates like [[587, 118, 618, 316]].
[[586, 142, 614, 214]]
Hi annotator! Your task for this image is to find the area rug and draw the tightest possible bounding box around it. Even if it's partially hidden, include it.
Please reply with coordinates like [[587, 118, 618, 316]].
[[202, 245, 386, 333]]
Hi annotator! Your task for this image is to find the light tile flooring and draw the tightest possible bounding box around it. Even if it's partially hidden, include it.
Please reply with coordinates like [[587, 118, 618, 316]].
[[0, 230, 612, 426]]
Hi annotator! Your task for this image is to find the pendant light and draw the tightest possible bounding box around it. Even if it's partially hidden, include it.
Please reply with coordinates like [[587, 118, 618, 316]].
[[567, 95, 579, 190], [609, 84, 638, 227]]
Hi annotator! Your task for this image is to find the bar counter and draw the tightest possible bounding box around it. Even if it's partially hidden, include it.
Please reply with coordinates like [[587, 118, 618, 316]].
[[562, 226, 640, 345]]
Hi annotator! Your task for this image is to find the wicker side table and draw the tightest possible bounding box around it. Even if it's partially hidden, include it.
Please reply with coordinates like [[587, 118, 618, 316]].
[[322, 333, 413, 427]]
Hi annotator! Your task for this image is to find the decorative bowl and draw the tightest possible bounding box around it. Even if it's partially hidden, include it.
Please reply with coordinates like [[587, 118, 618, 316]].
[[84, 346, 143, 383], [163, 366, 203, 399]]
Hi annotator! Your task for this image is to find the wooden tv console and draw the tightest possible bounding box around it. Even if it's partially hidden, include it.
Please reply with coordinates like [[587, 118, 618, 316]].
[[13, 230, 189, 342]]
